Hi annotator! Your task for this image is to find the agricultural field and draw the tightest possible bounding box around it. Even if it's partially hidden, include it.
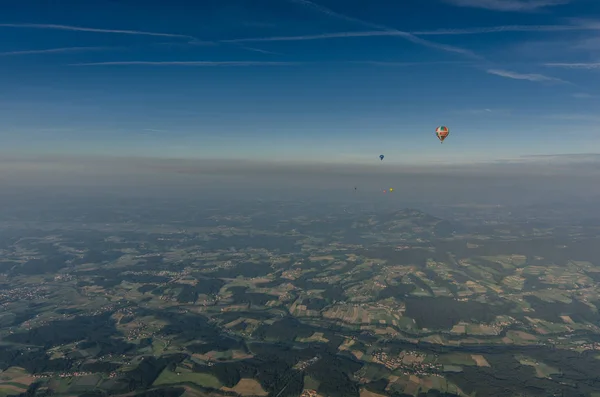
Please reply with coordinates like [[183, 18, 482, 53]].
[[221, 379, 268, 396], [154, 367, 221, 389], [2, 201, 600, 397]]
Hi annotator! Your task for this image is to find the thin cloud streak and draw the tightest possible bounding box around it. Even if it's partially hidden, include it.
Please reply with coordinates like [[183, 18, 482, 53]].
[[224, 25, 600, 41], [566, 18, 600, 29], [544, 62, 600, 69], [186, 39, 217, 46], [449, 108, 512, 115], [352, 61, 473, 66], [284, 0, 481, 59], [150, 41, 216, 49], [156, 39, 277, 54], [574, 37, 600, 51], [236, 45, 282, 55], [544, 113, 600, 122], [0, 46, 118, 56], [223, 31, 394, 42], [487, 68, 564, 82], [442, 0, 571, 11], [70, 60, 460, 67], [69, 61, 303, 66], [0, 23, 195, 39], [412, 24, 600, 35], [572, 93, 594, 98], [225, 31, 480, 58]]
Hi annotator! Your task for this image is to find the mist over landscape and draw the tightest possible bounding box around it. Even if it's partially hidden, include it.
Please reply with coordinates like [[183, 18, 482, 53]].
[[2, 152, 600, 396], [3, 154, 600, 206]]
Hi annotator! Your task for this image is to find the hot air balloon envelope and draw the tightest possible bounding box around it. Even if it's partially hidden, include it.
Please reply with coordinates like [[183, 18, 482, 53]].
[[435, 126, 449, 143], [379, 154, 384, 160]]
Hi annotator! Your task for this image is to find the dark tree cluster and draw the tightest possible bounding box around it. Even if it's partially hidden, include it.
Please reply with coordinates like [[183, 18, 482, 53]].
[[0, 348, 72, 373], [403, 297, 512, 330], [5, 312, 119, 348]]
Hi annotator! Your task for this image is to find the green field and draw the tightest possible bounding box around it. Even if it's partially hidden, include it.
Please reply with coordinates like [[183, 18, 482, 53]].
[[0, 382, 28, 388], [442, 365, 463, 372], [517, 356, 560, 378], [154, 367, 222, 389], [437, 353, 477, 366], [0, 388, 26, 397], [303, 375, 320, 390]]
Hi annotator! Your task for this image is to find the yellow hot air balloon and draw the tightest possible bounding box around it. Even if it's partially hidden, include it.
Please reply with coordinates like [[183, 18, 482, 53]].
[[389, 188, 394, 192]]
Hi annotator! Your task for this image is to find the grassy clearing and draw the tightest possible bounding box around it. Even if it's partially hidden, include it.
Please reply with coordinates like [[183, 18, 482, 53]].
[[303, 375, 320, 390], [404, 375, 420, 396], [506, 330, 539, 344], [0, 367, 36, 392], [481, 255, 526, 267], [221, 378, 268, 396], [502, 275, 524, 290], [48, 378, 73, 394], [309, 255, 335, 261], [442, 365, 463, 373], [517, 356, 560, 378], [69, 375, 102, 390], [360, 389, 387, 397], [396, 316, 417, 330], [533, 290, 572, 304], [471, 355, 491, 367], [0, 385, 27, 397], [154, 367, 221, 389], [386, 373, 468, 397], [465, 324, 498, 336], [297, 332, 329, 343], [437, 354, 477, 366], [535, 362, 560, 378]]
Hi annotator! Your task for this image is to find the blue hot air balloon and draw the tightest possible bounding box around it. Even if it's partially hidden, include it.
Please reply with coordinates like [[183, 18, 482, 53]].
[[379, 155, 384, 161]]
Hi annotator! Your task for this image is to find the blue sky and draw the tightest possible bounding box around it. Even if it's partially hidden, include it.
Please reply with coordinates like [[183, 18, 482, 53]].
[[2, 0, 600, 165]]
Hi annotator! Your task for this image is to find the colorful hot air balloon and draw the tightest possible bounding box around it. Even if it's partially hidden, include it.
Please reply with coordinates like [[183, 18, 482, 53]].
[[389, 188, 394, 193], [380, 154, 384, 160], [435, 126, 449, 143]]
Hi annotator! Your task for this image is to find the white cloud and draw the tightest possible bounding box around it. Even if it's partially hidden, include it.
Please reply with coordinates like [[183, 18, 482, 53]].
[[0, 23, 194, 39], [487, 68, 565, 82], [280, 0, 480, 59], [70, 61, 302, 66], [573, 37, 600, 51], [224, 31, 393, 43], [544, 113, 600, 122], [572, 92, 594, 98], [544, 62, 600, 69], [566, 18, 600, 29], [0, 46, 116, 56], [70, 60, 481, 68], [235, 45, 282, 55], [224, 30, 480, 58], [450, 108, 512, 115], [227, 24, 599, 41], [442, 0, 571, 11], [351, 60, 472, 66], [412, 23, 599, 35]]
